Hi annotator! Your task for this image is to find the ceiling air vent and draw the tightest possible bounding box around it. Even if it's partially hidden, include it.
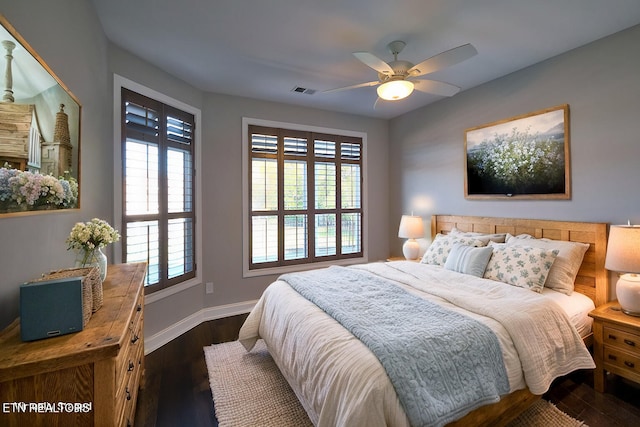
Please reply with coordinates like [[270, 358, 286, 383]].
[[291, 86, 316, 95]]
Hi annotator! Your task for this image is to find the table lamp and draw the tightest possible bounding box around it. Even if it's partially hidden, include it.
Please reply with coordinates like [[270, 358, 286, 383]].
[[605, 224, 640, 316], [398, 215, 424, 260]]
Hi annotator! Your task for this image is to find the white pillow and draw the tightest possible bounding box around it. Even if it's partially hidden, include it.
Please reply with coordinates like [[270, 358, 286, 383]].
[[444, 243, 494, 277], [484, 244, 559, 292], [421, 234, 486, 266], [450, 227, 507, 244], [505, 234, 589, 295]]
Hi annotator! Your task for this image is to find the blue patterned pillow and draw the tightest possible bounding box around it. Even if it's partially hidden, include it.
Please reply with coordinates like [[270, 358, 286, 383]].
[[505, 234, 589, 295], [483, 245, 559, 292]]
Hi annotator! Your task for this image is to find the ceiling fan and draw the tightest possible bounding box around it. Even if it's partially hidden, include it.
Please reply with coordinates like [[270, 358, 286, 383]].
[[324, 40, 477, 104]]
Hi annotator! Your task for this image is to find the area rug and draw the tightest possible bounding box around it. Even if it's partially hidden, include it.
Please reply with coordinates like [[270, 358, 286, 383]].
[[204, 339, 587, 427]]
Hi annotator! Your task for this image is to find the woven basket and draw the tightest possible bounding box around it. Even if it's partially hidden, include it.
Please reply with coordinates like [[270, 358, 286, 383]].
[[32, 267, 101, 327], [89, 268, 104, 312]]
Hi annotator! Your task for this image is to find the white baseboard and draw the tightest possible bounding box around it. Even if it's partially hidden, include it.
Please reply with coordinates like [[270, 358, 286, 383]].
[[144, 300, 258, 355]]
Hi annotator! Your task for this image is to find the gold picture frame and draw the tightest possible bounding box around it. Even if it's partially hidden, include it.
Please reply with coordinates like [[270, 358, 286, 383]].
[[0, 14, 81, 216], [464, 104, 570, 199]]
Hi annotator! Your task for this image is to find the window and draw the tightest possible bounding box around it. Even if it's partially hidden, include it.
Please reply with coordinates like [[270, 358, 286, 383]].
[[247, 124, 363, 272], [121, 88, 196, 291]]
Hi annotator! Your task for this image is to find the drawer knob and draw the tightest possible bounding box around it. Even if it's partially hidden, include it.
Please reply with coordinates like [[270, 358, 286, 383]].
[[608, 334, 617, 340], [137, 304, 142, 312], [624, 339, 636, 347], [131, 334, 139, 344], [608, 354, 618, 361], [625, 361, 635, 369], [128, 360, 135, 371], [126, 386, 131, 401]]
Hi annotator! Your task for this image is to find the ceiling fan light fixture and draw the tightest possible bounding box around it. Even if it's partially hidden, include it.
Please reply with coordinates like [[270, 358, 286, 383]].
[[376, 80, 414, 100]]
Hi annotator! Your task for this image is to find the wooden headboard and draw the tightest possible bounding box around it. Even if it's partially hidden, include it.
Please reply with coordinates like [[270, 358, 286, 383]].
[[431, 215, 610, 306]]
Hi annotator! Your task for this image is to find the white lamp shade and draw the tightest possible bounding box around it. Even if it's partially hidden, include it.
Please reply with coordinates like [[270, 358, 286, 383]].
[[606, 225, 640, 316], [605, 225, 640, 273], [377, 80, 414, 101], [398, 215, 424, 239]]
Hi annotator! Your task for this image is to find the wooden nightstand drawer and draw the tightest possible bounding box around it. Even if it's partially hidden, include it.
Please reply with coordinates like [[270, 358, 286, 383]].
[[604, 346, 640, 378], [603, 325, 640, 352]]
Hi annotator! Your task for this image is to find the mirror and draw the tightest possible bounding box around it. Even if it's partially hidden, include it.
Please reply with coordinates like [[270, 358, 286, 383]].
[[0, 15, 81, 215]]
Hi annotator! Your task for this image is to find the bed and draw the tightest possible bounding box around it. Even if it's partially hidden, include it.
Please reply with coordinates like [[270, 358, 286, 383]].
[[239, 215, 610, 426]]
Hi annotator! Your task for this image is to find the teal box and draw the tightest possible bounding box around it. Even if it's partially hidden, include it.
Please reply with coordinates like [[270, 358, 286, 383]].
[[20, 276, 84, 341]]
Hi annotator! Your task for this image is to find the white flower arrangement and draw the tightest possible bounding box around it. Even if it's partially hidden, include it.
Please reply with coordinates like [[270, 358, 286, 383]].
[[66, 218, 120, 265]]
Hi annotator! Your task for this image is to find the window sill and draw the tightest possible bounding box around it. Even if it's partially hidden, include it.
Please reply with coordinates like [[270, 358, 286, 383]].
[[243, 256, 368, 278], [144, 275, 201, 304]]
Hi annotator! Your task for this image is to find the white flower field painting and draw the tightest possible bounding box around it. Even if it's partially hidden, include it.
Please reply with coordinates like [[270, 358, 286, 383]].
[[465, 105, 570, 199]]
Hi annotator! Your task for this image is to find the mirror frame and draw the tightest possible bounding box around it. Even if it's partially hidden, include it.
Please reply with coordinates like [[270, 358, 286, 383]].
[[0, 14, 81, 217]]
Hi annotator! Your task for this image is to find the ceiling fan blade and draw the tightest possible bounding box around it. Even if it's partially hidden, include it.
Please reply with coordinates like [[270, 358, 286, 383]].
[[323, 80, 379, 94], [413, 79, 461, 97], [408, 43, 477, 77], [353, 52, 395, 75]]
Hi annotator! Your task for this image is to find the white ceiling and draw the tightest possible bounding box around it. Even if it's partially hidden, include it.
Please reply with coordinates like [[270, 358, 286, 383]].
[[91, 0, 640, 119]]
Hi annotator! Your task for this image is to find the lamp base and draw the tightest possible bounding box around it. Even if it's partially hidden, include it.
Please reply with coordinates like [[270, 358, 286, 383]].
[[616, 273, 640, 317], [402, 239, 420, 260]]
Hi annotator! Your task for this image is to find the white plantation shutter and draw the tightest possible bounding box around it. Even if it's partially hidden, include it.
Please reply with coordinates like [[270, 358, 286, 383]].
[[340, 142, 362, 255], [122, 88, 196, 291], [248, 125, 362, 270]]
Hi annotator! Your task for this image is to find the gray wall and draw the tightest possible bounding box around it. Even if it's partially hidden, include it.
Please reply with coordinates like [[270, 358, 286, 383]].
[[198, 92, 390, 304], [389, 24, 640, 256], [0, 0, 111, 328], [140, 92, 389, 337], [0, 4, 390, 334], [2, 0, 637, 340]]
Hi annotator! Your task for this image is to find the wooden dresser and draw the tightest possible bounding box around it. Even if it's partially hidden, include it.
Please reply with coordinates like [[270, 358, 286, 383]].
[[0, 263, 146, 427]]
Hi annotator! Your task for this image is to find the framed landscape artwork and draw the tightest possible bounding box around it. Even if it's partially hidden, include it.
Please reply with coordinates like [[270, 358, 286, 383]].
[[464, 104, 570, 199], [0, 15, 82, 216]]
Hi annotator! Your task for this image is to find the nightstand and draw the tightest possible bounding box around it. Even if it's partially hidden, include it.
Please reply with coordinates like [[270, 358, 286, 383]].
[[386, 256, 420, 262], [589, 301, 640, 392]]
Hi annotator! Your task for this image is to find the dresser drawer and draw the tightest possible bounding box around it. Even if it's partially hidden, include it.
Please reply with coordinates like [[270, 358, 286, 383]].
[[115, 342, 143, 426], [116, 289, 144, 380], [119, 343, 144, 427], [603, 325, 640, 352]]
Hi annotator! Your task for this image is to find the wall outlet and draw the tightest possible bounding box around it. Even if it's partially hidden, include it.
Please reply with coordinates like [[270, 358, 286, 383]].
[[205, 282, 214, 294]]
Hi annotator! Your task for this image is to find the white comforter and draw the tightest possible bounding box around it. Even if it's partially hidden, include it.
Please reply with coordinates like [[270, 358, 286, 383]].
[[239, 261, 595, 427]]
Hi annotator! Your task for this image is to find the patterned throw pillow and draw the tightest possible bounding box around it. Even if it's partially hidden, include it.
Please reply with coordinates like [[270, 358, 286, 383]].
[[483, 245, 559, 292], [421, 234, 486, 266], [505, 234, 589, 295]]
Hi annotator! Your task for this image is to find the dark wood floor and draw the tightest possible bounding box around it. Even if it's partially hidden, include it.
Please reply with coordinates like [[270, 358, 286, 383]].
[[134, 315, 248, 427], [135, 314, 640, 426]]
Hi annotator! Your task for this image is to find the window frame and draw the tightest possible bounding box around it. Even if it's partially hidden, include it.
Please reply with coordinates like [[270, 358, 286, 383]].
[[242, 117, 368, 278], [113, 75, 202, 302]]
